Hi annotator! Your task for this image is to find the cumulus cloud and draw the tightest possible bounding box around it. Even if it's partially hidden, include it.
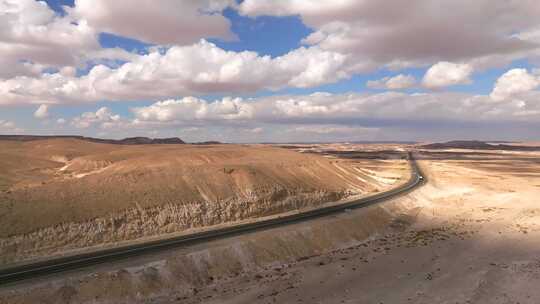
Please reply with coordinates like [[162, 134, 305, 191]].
[[490, 68, 540, 101], [366, 74, 416, 90], [422, 62, 473, 88], [58, 89, 540, 141], [56, 118, 66, 125], [0, 120, 15, 129], [0, 120, 21, 133], [132, 96, 253, 123], [0, 0, 134, 79], [0, 0, 231, 82], [248, 127, 263, 133], [128, 91, 540, 129], [71, 107, 121, 129], [0, 41, 355, 105], [239, 0, 540, 70], [33, 104, 49, 119], [292, 125, 379, 135], [4, 0, 540, 109], [69, 0, 235, 45]]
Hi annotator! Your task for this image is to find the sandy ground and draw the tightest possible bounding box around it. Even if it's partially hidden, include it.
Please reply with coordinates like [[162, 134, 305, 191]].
[[2, 148, 540, 303], [193, 151, 540, 304]]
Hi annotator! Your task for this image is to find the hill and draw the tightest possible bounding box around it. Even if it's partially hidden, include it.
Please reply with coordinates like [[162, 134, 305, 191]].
[[0, 138, 404, 264], [0, 135, 185, 145], [420, 140, 540, 151]]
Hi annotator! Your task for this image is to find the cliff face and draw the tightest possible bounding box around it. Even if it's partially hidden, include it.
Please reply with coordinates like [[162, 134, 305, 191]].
[[0, 139, 404, 264], [0, 190, 349, 264]]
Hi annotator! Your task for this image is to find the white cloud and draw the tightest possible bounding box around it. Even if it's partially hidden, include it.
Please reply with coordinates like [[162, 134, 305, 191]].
[[54, 90, 540, 141], [70, 0, 235, 45], [0, 41, 354, 105], [0, 120, 15, 129], [56, 118, 66, 125], [33, 104, 49, 119], [366, 74, 416, 90], [490, 68, 540, 101], [422, 62, 473, 88], [0, 120, 21, 133], [4, 1, 540, 109], [128, 91, 540, 129], [293, 125, 379, 135], [239, 0, 540, 71], [132, 96, 253, 123], [248, 127, 263, 133], [0, 0, 135, 80], [273, 97, 332, 117], [71, 107, 121, 129]]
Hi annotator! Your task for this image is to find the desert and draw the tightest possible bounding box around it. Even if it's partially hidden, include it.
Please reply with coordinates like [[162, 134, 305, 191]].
[[2, 142, 540, 303]]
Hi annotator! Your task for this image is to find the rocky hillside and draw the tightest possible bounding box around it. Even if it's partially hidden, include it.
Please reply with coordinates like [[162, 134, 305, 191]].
[[0, 139, 405, 264]]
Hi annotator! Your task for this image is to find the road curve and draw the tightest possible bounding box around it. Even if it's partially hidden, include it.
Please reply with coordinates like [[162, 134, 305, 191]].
[[0, 152, 426, 286]]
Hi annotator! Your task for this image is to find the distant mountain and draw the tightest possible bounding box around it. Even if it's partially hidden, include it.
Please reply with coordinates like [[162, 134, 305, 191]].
[[0, 135, 185, 145], [192, 141, 223, 145], [116, 137, 185, 145], [420, 140, 539, 151], [421, 140, 494, 149]]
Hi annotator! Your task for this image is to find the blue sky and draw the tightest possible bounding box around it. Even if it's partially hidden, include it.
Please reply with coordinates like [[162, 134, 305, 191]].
[[1, 1, 540, 142]]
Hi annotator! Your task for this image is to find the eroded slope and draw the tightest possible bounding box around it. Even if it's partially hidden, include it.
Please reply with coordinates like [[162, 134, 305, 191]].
[[0, 139, 406, 264]]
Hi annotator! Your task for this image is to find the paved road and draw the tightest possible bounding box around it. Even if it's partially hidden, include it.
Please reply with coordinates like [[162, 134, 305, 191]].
[[0, 152, 425, 286]]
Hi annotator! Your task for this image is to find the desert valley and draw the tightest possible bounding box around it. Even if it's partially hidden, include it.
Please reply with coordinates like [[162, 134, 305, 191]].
[[1, 138, 540, 303]]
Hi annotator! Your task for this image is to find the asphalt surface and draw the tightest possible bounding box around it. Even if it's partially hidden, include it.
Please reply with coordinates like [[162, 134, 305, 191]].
[[0, 152, 425, 286]]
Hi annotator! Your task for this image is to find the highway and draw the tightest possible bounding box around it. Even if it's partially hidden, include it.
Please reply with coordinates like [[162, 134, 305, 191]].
[[0, 152, 425, 286]]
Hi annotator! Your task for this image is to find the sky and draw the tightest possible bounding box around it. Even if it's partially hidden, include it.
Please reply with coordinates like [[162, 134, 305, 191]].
[[1, 0, 540, 142]]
